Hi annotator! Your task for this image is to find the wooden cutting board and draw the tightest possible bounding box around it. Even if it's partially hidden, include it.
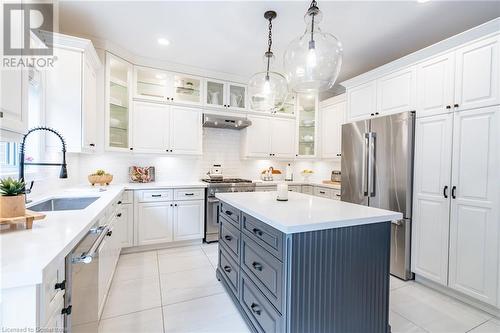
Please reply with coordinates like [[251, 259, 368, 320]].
[[0, 210, 46, 230]]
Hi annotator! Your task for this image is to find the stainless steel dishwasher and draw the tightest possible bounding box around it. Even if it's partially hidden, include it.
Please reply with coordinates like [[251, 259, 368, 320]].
[[64, 222, 109, 333]]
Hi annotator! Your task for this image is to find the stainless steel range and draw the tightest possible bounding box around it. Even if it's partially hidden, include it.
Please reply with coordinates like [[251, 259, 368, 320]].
[[203, 178, 255, 242]]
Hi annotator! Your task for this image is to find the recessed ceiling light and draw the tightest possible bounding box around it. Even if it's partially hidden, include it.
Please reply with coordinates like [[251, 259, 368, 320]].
[[417, 0, 430, 3], [157, 38, 170, 46]]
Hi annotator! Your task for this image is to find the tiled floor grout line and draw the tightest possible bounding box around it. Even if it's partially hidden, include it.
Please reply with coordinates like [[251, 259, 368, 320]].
[[390, 307, 430, 333], [100, 305, 163, 322], [464, 318, 493, 333], [156, 250, 167, 333]]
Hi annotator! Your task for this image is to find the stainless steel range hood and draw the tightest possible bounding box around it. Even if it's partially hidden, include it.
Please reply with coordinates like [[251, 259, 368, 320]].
[[202, 114, 251, 130]]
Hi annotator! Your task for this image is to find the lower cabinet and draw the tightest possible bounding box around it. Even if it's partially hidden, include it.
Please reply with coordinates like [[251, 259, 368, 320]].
[[136, 201, 174, 246], [117, 203, 134, 247], [134, 189, 205, 246], [173, 200, 204, 241]]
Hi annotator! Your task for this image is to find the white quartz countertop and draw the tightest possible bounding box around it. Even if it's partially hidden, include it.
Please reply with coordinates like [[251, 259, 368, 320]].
[[215, 191, 402, 234], [0, 181, 206, 290]]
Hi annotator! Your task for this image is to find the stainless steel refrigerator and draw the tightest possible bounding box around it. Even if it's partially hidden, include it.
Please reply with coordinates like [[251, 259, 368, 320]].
[[341, 111, 415, 280]]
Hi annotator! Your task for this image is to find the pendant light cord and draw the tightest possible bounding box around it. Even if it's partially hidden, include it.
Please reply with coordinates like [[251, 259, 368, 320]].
[[265, 16, 273, 79], [308, 0, 318, 48]]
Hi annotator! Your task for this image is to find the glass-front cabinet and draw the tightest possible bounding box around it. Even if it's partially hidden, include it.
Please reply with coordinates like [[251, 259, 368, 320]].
[[276, 93, 296, 116], [106, 53, 133, 150], [134, 66, 203, 105], [296, 93, 318, 158], [205, 79, 246, 110]]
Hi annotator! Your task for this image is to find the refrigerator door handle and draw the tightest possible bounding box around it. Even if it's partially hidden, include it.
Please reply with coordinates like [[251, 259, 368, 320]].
[[369, 132, 376, 197], [363, 133, 370, 196]]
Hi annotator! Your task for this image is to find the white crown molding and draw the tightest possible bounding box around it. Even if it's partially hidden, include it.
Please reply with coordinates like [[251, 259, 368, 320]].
[[319, 93, 346, 108], [41, 31, 101, 69], [340, 17, 500, 89]]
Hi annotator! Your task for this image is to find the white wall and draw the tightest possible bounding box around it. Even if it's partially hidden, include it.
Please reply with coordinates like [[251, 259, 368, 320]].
[[78, 127, 340, 184]]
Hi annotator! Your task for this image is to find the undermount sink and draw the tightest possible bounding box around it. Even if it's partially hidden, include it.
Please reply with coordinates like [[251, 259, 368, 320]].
[[29, 197, 99, 212]]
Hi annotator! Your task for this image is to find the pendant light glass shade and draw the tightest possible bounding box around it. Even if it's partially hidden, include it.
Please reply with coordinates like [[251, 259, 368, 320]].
[[283, 2, 343, 93], [248, 10, 288, 113], [248, 71, 288, 112]]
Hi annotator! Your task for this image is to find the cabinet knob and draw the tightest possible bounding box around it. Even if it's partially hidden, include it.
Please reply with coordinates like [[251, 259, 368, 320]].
[[370, 113, 375, 116], [116, 213, 122, 217], [336, 153, 341, 157], [446, 105, 451, 109], [252, 262, 263, 271], [89, 143, 95, 147], [129, 147, 134, 151], [454, 104, 459, 108], [224, 235, 232, 241], [375, 112, 379, 115], [54, 280, 66, 291], [223, 265, 232, 273], [106, 230, 113, 236], [117, 201, 122, 205], [250, 303, 261, 315], [61, 306, 72, 315]]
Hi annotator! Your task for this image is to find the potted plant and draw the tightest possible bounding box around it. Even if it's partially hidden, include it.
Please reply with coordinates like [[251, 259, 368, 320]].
[[0, 177, 26, 218], [88, 169, 113, 186]]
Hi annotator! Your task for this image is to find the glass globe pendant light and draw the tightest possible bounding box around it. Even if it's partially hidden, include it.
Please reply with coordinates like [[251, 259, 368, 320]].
[[283, 0, 343, 93], [248, 11, 288, 113]]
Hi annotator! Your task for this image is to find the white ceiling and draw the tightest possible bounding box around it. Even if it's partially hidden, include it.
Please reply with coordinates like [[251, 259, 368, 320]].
[[59, 1, 500, 87]]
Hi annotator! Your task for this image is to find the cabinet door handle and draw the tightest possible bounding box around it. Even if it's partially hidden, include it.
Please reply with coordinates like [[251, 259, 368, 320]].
[[89, 143, 95, 147], [223, 265, 232, 273], [151, 194, 162, 197], [250, 303, 261, 315], [224, 235, 232, 241], [116, 213, 122, 217], [335, 194, 341, 197], [174, 203, 178, 207], [451, 186, 457, 199], [224, 210, 233, 216], [184, 193, 194, 196], [252, 228, 263, 236], [106, 230, 113, 236], [454, 104, 459, 108], [319, 191, 326, 194], [446, 105, 451, 109], [54, 280, 66, 291], [61, 305, 72, 315], [252, 262, 263, 271], [443, 185, 448, 198], [117, 200, 122, 205]]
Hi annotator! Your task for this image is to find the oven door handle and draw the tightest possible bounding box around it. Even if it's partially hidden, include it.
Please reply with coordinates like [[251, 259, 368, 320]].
[[72, 226, 109, 264]]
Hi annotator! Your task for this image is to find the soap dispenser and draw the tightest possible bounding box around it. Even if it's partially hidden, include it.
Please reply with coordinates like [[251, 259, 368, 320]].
[[285, 163, 293, 181]]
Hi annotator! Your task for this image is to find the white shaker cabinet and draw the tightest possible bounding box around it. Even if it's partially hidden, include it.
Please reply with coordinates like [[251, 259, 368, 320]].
[[132, 101, 169, 153], [416, 53, 455, 118], [117, 203, 134, 248], [448, 107, 499, 306], [271, 117, 296, 158], [0, 68, 28, 134], [376, 66, 416, 115], [412, 113, 453, 285], [347, 81, 377, 121], [136, 201, 174, 246], [320, 97, 345, 159], [173, 200, 204, 241], [454, 35, 500, 112], [169, 106, 202, 155]]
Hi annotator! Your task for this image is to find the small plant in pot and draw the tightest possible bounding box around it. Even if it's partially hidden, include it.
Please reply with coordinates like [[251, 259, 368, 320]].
[[0, 177, 26, 218]]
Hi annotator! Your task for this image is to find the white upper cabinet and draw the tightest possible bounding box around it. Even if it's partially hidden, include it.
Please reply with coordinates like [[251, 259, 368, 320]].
[[320, 98, 345, 159], [412, 113, 453, 285], [169, 106, 202, 155], [376, 66, 417, 115], [106, 53, 133, 151], [0, 68, 28, 134], [454, 35, 500, 111], [416, 53, 455, 117], [132, 101, 202, 155], [45, 34, 101, 153], [132, 101, 169, 153], [205, 79, 247, 111], [347, 81, 377, 121], [242, 115, 271, 158], [448, 107, 499, 306], [271, 118, 296, 158], [172, 74, 203, 105]]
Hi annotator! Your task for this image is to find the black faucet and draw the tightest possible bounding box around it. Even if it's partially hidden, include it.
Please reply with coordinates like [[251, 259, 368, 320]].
[[18, 127, 68, 195]]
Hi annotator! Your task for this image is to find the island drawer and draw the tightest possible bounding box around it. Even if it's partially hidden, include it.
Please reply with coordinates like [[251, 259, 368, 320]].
[[137, 189, 173, 202], [240, 271, 284, 333], [242, 213, 284, 261], [314, 186, 334, 199], [220, 216, 240, 260], [220, 202, 240, 227], [173, 188, 204, 201], [218, 245, 239, 297], [242, 235, 283, 313]]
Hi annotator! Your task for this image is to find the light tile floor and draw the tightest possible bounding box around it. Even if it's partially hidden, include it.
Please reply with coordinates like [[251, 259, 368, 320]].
[[99, 243, 500, 333]]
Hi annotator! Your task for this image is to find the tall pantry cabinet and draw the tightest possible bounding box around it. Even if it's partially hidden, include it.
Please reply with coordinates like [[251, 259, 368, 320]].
[[412, 34, 500, 310]]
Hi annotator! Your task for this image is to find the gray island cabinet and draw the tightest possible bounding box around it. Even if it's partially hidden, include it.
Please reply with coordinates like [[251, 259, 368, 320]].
[[215, 191, 402, 333]]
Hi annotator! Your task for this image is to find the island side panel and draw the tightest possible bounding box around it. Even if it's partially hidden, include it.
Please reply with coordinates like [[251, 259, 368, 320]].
[[288, 222, 391, 333]]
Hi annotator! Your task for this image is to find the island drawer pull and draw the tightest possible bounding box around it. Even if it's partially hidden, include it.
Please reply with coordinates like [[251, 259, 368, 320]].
[[223, 265, 232, 273], [224, 235, 233, 241], [250, 303, 261, 315], [184, 193, 194, 196], [151, 194, 162, 198], [252, 228, 263, 236], [319, 191, 326, 194], [252, 262, 263, 271], [224, 210, 233, 216]]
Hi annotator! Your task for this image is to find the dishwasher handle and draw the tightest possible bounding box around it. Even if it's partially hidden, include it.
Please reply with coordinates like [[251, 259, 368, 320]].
[[72, 226, 109, 264]]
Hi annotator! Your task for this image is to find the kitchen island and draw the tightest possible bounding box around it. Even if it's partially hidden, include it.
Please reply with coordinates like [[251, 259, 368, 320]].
[[215, 191, 402, 333]]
